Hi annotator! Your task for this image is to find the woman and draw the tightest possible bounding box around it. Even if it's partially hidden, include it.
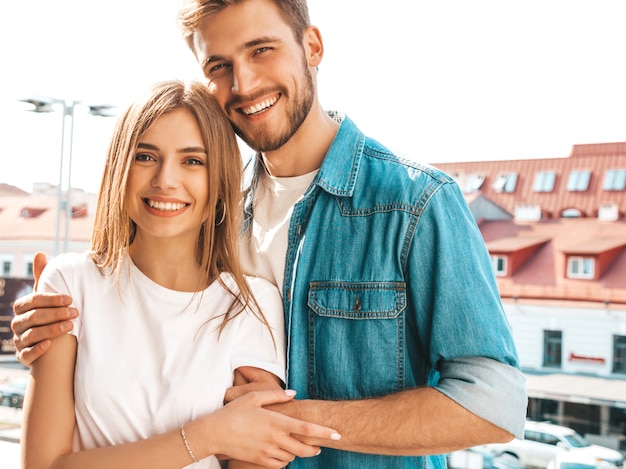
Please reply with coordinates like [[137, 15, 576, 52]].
[[21, 80, 339, 469]]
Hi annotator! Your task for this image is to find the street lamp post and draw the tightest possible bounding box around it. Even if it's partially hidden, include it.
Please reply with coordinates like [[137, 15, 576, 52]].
[[19, 96, 115, 255]]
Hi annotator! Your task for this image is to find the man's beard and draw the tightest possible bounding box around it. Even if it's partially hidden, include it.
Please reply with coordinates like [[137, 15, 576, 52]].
[[230, 60, 315, 153]]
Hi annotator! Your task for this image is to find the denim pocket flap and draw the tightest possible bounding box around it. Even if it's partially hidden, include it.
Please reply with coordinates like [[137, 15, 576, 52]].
[[308, 281, 406, 319]]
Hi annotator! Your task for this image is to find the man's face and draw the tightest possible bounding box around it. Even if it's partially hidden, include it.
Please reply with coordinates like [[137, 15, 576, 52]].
[[192, 0, 315, 152]]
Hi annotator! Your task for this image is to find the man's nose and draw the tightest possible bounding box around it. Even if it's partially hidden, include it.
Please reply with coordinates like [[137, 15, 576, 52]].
[[231, 62, 260, 96]]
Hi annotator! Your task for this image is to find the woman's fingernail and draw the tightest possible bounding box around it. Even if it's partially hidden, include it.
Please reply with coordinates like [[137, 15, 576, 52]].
[[331, 432, 342, 440], [285, 389, 297, 397]]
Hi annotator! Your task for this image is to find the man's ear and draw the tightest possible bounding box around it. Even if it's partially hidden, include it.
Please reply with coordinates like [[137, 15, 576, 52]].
[[304, 25, 324, 67]]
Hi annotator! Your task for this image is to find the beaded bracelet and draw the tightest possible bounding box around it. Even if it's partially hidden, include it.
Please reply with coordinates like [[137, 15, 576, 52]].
[[180, 424, 200, 463]]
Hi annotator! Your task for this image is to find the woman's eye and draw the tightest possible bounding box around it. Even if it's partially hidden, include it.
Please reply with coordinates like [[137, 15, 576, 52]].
[[135, 153, 154, 162], [186, 157, 205, 166]]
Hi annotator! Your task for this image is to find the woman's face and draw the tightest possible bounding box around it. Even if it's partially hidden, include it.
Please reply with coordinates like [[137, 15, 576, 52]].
[[126, 108, 210, 245]]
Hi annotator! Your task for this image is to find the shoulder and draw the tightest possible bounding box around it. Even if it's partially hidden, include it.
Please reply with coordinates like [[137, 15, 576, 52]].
[[337, 116, 456, 192], [44, 251, 96, 276], [363, 137, 454, 186], [244, 275, 281, 296], [220, 273, 283, 309], [38, 251, 100, 297], [243, 276, 284, 326], [217, 273, 284, 325], [246, 275, 283, 308], [217, 272, 280, 296], [354, 140, 463, 212]]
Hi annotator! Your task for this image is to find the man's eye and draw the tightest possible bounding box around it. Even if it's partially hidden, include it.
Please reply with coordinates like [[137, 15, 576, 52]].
[[208, 63, 228, 75], [255, 47, 270, 55]]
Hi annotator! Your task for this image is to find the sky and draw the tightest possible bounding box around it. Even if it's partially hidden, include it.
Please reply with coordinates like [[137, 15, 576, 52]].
[[1, 0, 625, 194]]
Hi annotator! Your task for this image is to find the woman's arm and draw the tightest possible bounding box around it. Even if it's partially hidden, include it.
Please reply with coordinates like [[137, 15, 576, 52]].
[[225, 367, 340, 469], [22, 348, 338, 469], [21, 333, 77, 469]]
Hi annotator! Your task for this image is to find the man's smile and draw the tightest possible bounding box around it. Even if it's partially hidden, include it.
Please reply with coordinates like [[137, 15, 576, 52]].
[[238, 94, 280, 116]]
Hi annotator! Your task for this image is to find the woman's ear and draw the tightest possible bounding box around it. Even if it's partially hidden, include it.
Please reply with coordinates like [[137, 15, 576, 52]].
[[304, 26, 324, 67]]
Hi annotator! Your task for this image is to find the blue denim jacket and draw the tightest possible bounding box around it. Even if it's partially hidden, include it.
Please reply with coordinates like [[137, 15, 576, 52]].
[[242, 116, 523, 468]]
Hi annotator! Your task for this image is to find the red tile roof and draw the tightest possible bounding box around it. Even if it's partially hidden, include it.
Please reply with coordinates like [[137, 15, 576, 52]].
[[0, 184, 29, 197], [434, 142, 626, 219], [432, 142, 626, 305], [0, 196, 93, 242]]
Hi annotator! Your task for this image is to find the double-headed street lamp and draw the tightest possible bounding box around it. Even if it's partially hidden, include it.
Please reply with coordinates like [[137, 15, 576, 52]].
[[19, 96, 115, 255]]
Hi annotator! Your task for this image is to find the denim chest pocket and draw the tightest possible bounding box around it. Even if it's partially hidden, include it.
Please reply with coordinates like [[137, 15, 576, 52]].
[[307, 281, 406, 399]]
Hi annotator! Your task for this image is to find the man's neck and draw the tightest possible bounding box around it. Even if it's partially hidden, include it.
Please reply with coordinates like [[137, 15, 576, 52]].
[[262, 105, 340, 178]]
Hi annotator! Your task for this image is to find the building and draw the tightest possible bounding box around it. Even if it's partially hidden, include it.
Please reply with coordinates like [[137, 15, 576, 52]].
[[0, 183, 95, 353], [433, 142, 626, 449], [0, 183, 95, 277]]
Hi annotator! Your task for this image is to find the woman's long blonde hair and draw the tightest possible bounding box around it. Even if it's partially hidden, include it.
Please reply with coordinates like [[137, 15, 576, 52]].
[[91, 80, 270, 334]]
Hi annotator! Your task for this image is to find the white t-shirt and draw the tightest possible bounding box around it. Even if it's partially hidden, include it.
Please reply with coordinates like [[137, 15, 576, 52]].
[[240, 167, 318, 289], [38, 251, 286, 469]]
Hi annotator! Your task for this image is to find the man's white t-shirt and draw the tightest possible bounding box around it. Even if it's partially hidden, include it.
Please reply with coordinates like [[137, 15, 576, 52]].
[[38, 251, 285, 469], [239, 167, 318, 289]]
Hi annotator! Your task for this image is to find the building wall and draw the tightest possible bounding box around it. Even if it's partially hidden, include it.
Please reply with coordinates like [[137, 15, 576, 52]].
[[505, 301, 626, 376]]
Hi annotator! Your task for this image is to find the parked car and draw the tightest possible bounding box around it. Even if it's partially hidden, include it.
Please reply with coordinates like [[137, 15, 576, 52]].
[[0, 378, 27, 408], [547, 450, 621, 469], [481, 421, 625, 469], [449, 446, 524, 469]]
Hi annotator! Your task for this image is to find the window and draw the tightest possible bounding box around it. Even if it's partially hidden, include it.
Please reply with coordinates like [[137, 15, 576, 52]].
[[72, 205, 88, 218], [561, 208, 582, 218], [493, 173, 518, 193], [533, 171, 556, 192], [515, 204, 542, 221], [541, 433, 561, 446], [491, 255, 507, 276], [20, 207, 46, 218], [598, 203, 619, 221], [1, 255, 13, 276], [524, 430, 541, 443], [603, 169, 626, 191], [543, 330, 562, 368], [567, 170, 591, 192], [613, 335, 626, 374], [567, 256, 595, 279], [24, 254, 35, 278], [463, 173, 485, 194]]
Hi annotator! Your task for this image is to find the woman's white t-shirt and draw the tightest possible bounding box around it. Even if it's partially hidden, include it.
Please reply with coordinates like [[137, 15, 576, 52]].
[[38, 251, 286, 468]]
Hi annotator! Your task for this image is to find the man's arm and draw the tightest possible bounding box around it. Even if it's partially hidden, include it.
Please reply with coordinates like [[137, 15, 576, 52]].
[[228, 359, 525, 456], [11, 252, 78, 366], [270, 386, 511, 456]]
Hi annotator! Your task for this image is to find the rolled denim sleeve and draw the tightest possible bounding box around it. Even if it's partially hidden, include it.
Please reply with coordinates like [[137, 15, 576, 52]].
[[435, 356, 527, 439], [408, 177, 527, 437]]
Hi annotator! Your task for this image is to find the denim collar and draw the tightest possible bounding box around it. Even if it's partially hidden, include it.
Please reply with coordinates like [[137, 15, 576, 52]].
[[314, 115, 364, 198], [243, 114, 364, 199]]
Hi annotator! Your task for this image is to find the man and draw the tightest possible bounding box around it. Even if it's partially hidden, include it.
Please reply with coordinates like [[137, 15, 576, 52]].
[[12, 0, 527, 467]]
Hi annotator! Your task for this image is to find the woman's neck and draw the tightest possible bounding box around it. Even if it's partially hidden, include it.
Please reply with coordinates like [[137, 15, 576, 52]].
[[129, 237, 207, 292]]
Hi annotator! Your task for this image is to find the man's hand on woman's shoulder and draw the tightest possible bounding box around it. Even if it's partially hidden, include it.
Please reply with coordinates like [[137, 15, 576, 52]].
[[11, 252, 78, 366]]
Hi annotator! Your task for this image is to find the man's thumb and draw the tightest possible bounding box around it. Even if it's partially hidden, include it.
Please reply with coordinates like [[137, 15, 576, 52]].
[[33, 251, 48, 290]]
